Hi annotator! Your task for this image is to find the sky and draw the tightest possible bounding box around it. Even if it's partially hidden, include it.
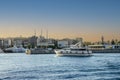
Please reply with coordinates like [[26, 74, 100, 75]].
[[0, 0, 120, 42]]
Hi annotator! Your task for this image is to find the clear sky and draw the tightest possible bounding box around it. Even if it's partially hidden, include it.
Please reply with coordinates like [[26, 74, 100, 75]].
[[0, 0, 120, 42]]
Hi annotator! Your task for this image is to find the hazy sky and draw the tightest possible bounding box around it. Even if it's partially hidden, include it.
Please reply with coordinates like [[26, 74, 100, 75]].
[[0, 0, 120, 42]]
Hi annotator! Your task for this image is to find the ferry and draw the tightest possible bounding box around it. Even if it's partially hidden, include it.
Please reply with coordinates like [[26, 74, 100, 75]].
[[55, 47, 92, 57], [55, 42, 92, 57]]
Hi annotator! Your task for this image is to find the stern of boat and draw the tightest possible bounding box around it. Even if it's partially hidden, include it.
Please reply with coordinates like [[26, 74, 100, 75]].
[[26, 49, 31, 54]]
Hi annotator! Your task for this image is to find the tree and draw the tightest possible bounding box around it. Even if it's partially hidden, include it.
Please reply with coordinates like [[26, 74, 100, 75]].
[[111, 39, 115, 45], [83, 42, 92, 46], [118, 41, 120, 44]]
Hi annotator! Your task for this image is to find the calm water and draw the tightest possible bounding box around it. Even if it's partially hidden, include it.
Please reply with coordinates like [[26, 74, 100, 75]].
[[0, 53, 120, 80]]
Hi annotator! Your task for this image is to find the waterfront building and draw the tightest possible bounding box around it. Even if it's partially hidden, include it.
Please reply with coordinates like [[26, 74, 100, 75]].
[[3, 39, 12, 48], [0, 39, 3, 48], [28, 36, 37, 48], [37, 35, 54, 47], [13, 38, 23, 47], [57, 40, 69, 48], [22, 39, 29, 48], [57, 38, 83, 48]]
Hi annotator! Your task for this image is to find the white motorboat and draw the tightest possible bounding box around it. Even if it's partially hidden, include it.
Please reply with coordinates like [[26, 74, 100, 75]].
[[4, 45, 26, 53], [55, 41, 92, 57], [55, 47, 92, 57]]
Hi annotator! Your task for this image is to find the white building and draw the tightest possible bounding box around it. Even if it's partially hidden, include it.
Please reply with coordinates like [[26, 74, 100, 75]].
[[57, 40, 69, 48], [14, 39, 22, 46]]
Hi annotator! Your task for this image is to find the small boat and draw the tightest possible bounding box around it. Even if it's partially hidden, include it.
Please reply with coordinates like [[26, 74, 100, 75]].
[[26, 48, 55, 54]]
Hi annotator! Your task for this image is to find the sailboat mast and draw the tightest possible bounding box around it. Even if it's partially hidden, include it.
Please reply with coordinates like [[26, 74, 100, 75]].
[[34, 29, 36, 36], [41, 29, 42, 37], [46, 30, 48, 40], [46, 30, 48, 48]]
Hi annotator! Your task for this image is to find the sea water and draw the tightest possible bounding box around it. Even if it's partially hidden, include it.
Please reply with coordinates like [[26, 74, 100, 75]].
[[0, 53, 120, 80]]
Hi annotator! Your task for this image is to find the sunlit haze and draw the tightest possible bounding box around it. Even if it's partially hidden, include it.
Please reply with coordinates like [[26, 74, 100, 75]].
[[0, 0, 120, 42]]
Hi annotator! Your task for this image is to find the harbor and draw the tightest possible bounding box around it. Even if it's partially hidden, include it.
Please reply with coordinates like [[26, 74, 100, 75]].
[[0, 0, 120, 80]]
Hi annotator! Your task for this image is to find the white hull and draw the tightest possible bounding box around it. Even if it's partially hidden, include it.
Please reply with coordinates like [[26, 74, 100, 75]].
[[55, 50, 92, 57]]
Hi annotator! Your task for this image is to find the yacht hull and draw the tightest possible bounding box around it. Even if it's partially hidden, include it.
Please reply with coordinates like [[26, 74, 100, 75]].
[[55, 50, 92, 57]]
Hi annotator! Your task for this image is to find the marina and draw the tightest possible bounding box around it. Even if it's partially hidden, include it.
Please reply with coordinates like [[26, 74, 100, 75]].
[[0, 0, 120, 79]]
